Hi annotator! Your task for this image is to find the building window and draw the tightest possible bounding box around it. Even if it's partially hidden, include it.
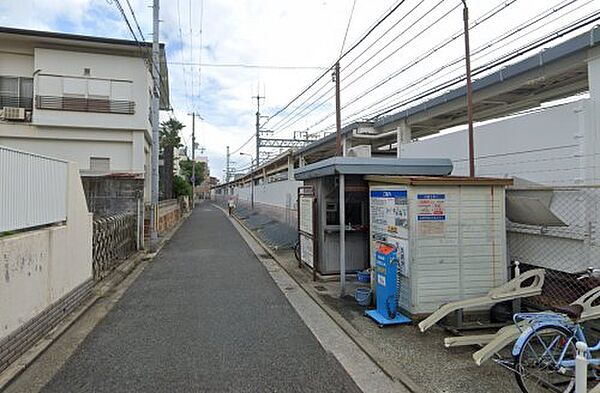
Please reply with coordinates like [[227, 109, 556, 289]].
[[0, 76, 33, 109], [90, 157, 110, 172]]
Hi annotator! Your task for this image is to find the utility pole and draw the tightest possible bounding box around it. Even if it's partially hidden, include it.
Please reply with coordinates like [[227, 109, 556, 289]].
[[252, 93, 265, 167], [334, 62, 342, 156], [191, 112, 196, 208], [149, 0, 160, 246], [225, 145, 230, 183], [462, 0, 475, 177]]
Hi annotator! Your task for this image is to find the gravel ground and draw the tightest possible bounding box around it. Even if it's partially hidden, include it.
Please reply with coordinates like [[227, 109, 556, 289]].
[[40, 203, 361, 393]]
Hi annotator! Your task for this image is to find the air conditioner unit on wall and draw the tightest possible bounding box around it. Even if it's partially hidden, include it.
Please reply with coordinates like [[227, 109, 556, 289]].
[[1, 107, 26, 121]]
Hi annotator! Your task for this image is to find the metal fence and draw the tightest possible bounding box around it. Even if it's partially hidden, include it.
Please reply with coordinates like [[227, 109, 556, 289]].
[[0, 145, 68, 232], [508, 187, 600, 308], [92, 213, 137, 279]]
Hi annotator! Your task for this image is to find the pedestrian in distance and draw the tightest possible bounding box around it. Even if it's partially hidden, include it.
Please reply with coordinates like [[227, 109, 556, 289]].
[[228, 198, 235, 216]]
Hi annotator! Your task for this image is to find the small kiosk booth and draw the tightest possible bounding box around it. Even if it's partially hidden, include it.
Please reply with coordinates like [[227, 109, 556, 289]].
[[293, 157, 454, 292]]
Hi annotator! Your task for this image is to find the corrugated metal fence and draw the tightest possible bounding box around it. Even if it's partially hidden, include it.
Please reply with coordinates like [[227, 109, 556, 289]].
[[0, 145, 68, 232]]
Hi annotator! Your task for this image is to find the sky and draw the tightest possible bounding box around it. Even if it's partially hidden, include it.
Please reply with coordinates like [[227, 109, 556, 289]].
[[1, 0, 598, 180]]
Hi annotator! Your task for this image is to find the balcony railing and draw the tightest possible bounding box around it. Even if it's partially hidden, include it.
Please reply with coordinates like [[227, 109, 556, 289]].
[[35, 95, 135, 115], [0, 95, 33, 109]]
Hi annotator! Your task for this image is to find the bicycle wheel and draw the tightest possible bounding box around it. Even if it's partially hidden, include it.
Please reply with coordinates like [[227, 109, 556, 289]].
[[514, 325, 577, 393], [294, 241, 301, 262]]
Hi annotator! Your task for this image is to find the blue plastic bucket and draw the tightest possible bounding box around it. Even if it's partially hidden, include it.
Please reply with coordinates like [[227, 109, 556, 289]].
[[355, 287, 372, 306], [357, 270, 371, 283]]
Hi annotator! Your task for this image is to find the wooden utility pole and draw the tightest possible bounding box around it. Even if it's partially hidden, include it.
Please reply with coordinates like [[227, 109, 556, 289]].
[[334, 62, 342, 156], [462, 0, 475, 177]]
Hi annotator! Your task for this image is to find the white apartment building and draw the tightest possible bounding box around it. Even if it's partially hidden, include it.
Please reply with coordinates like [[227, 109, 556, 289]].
[[0, 27, 170, 208]]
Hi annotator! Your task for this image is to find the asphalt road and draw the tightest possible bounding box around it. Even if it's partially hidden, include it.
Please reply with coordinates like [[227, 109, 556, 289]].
[[40, 203, 361, 393]]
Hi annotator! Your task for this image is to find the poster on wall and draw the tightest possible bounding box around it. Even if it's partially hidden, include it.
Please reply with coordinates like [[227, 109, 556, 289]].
[[417, 193, 446, 237], [300, 233, 314, 268], [369, 187, 409, 277], [370, 189, 408, 239], [299, 196, 314, 235]]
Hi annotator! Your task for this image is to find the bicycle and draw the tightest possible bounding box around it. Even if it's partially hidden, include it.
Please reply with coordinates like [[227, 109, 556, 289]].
[[505, 268, 600, 393]]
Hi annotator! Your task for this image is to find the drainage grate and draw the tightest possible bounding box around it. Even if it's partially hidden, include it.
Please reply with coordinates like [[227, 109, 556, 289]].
[[257, 253, 271, 259], [314, 285, 327, 292]]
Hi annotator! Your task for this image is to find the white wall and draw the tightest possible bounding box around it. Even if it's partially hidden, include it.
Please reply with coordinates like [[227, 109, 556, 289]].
[[0, 52, 33, 76], [0, 124, 139, 173], [32, 48, 150, 131], [400, 100, 588, 186], [0, 162, 92, 341]]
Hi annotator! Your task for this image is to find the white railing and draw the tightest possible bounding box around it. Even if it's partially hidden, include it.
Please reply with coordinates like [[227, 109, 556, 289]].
[[0, 145, 68, 232]]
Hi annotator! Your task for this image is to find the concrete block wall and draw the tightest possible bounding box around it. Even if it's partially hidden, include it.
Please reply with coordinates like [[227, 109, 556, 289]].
[[0, 162, 92, 342]]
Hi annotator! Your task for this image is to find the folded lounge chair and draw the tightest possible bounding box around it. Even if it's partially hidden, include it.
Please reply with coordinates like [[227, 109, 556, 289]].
[[418, 269, 545, 333]]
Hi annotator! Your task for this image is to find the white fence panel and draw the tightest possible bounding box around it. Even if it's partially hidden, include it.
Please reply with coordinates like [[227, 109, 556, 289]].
[[0, 145, 68, 232]]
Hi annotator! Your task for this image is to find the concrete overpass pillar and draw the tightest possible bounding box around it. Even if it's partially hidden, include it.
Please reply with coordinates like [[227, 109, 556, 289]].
[[396, 120, 411, 158], [586, 52, 600, 184]]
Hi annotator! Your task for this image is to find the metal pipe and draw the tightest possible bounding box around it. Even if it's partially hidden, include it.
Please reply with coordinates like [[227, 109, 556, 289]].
[[351, 129, 397, 140], [462, 0, 475, 177], [339, 173, 346, 296], [335, 62, 342, 156], [575, 341, 588, 393], [149, 0, 160, 245]]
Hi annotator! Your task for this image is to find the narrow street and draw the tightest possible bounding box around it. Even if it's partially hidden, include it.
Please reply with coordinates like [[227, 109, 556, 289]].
[[35, 204, 361, 392]]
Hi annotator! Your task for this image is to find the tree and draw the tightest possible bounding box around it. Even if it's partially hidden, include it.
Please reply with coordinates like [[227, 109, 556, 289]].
[[160, 117, 184, 199], [179, 160, 205, 186], [173, 175, 192, 198]]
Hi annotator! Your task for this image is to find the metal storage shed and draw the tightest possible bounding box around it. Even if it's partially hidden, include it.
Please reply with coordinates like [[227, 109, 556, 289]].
[[365, 175, 513, 316]]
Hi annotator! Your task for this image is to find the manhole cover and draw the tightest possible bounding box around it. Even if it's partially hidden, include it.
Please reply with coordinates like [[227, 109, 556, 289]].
[[314, 285, 327, 292]]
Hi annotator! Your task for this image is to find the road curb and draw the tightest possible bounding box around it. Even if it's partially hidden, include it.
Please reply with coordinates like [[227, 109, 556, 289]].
[[0, 208, 192, 391], [214, 204, 424, 393]]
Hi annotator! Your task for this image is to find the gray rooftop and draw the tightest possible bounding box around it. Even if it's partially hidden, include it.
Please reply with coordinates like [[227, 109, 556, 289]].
[[293, 157, 453, 180]]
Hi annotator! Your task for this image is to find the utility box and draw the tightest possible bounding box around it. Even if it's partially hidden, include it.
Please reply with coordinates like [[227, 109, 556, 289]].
[[367, 175, 513, 316]]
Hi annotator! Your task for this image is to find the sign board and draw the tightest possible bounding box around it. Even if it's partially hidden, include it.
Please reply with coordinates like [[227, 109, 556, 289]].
[[299, 195, 314, 235], [416, 193, 446, 237], [370, 190, 408, 239], [300, 233, 314, 268], [369, 187, 410, 277]]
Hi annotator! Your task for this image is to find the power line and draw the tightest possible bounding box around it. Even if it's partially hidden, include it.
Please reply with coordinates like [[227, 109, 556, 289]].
[[347, 0, 586, 123], [267, 0, 427, 133], [279, 0, 459, 133], [339, 0, 358, 57], [176, 0, 191, 111], [189, 0, 195, 109], [374, 7, 600, 118], [307, 0, 594, 137], [196, 0, 205, 112], [306, 0, 512, 131], [167, 62, 328, 70], [258, 0, 407, 131], [309, 0, 587, 134], [124, 0, 145, 41]]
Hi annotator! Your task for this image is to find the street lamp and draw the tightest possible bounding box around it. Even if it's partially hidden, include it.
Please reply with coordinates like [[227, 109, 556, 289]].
[[240, 152, 254, 209]]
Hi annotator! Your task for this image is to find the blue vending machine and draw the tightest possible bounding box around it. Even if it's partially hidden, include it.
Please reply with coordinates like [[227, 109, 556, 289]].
[[365, 243, 411, 326]]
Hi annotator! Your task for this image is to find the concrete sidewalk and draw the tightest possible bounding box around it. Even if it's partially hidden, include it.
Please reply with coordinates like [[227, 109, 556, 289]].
[[31, 203, 361, 392]]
